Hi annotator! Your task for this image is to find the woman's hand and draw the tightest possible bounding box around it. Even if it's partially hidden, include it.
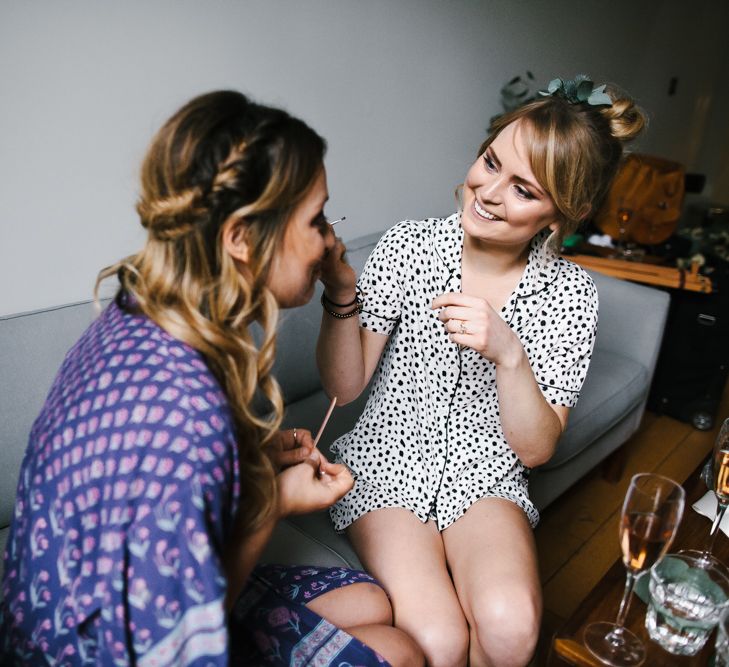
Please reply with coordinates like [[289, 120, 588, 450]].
[[432, 292, 525, 367], [267, 428, 316, 472], [276, 458, 354, 517], [320, 234, 357, 302]]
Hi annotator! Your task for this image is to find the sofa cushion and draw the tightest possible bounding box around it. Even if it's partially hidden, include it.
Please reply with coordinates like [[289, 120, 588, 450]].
[[540, 349, 648, 470], [0, 302, 100, 531], [261, 515, 361, 568]]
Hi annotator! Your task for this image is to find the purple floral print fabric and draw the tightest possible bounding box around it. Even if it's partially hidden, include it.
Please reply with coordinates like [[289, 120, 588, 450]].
[[234, 565, 390, 666], [0, 296, 389, 666], [1, 295, 238, 665]]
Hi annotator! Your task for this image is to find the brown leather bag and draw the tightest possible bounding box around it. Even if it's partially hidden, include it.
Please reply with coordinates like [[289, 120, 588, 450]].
[[593, 154, 685, 245]]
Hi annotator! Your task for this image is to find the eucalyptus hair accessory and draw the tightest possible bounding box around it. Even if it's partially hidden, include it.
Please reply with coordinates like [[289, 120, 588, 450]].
[[539, 74, 613, 107]]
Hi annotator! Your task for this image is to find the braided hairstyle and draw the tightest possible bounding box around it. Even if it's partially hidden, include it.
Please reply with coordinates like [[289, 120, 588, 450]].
[[96, 90, 326, 534], [481, 85, 646, 247]]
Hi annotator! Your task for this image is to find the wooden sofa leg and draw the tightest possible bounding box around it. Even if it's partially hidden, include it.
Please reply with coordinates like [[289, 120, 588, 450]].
[[601, 446, 627, 484]]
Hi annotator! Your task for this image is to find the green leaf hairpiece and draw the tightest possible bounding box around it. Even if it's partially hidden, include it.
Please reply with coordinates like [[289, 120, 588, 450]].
[[539, 74, 613, 107]]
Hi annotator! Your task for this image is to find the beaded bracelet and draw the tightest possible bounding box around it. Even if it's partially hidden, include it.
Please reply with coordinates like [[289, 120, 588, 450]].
[[322, 292, 358, 308], [320, 293, 363, 319]]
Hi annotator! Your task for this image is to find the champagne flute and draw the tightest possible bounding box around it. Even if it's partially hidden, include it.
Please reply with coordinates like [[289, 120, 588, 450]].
[[700, 418, 729, 565], [584, 473, 686, 666]]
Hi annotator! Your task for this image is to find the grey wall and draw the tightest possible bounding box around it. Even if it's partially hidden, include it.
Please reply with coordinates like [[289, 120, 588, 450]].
[[1, 0, 727, 316]]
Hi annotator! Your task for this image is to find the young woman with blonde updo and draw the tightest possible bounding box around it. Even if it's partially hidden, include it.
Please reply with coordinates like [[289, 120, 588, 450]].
[[0, 91, 422, 666], [317, 78, 646, 667]]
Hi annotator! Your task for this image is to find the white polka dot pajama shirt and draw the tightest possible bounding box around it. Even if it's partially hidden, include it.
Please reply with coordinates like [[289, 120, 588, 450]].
[[330, 214, 598, 532]]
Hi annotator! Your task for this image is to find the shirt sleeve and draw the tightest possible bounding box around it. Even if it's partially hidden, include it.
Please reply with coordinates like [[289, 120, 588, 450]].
[[96, 412, 237, 667], [113, 473, 229, 667], [357, 222, 412, 335], [533, 270, 599, 408]]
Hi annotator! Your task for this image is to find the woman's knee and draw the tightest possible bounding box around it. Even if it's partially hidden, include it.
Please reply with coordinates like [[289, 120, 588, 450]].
[[407, 615, 469, 667], [376, 627, 425, 667], [470, 584, 541, 664]]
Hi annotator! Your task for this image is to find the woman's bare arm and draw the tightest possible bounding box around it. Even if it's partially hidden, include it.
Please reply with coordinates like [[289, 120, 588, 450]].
[[316, 236, 388, 405], [317, 310, 388, 405], [434, 292, 568, 467]]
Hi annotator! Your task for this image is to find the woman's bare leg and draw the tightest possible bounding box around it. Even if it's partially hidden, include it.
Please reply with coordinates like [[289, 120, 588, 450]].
[[348, 508, 469, 667], [306, 581, 392, 627], [307, 581, 424, 666], [443, 498, 541, 667]]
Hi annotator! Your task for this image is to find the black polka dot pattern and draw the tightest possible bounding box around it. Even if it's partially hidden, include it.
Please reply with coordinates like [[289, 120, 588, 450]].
[[330, 214, 598, 531]]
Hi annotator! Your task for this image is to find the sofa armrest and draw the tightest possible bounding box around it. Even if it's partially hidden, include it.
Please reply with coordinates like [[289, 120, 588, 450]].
[[586, 269, 670, 386]]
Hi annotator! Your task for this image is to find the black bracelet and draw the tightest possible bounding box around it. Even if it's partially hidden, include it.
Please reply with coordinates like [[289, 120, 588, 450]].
[[321, 293, 362, 319], [322, 292, 358, 308]]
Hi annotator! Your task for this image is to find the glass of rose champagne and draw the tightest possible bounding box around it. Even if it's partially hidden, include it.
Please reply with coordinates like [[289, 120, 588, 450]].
[[584, 473, 686, 666]]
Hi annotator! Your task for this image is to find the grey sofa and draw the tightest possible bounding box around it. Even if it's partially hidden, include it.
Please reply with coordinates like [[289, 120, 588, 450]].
[[0, 230, 670, 583]]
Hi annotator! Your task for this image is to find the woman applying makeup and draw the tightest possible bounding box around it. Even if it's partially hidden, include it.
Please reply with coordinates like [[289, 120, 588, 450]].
[[317, 77, 645, 666]]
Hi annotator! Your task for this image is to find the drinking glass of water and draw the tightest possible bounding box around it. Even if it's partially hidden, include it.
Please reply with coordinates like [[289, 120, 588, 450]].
[[646, 551, 729, 655], [715, 605, 729, 666]]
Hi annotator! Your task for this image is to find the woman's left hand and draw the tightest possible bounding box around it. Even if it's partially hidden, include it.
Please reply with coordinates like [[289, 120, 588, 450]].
[[432, 292, 524, 367], [267, 428, 316, 471]]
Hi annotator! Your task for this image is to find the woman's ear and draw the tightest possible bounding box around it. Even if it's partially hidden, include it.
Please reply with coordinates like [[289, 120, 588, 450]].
[[549, 220, 561, 233], [221, 215, 250, 265]]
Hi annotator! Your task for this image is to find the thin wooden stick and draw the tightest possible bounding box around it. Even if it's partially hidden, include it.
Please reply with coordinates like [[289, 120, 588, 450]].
[[313, 396, 337, 477], [313, 396, 338, 448]]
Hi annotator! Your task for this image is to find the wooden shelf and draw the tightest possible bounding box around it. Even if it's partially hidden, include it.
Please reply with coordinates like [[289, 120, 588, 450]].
[[567, 254, 712, 293]]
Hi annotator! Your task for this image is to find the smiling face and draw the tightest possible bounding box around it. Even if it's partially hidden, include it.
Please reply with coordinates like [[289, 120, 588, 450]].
[[462, 119, 560, 253], [266, 168, 333, 308]]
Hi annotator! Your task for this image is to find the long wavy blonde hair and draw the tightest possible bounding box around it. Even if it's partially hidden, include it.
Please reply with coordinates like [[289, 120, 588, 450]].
[[96, 91, 326, 534]]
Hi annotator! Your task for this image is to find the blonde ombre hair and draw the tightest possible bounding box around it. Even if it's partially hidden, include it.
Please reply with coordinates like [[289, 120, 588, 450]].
[[96, 91, 326, 534], [482, 87, 646, 247]]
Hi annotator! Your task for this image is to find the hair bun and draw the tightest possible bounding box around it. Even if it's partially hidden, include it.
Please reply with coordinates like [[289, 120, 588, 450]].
[[600, 90, 647, 142]]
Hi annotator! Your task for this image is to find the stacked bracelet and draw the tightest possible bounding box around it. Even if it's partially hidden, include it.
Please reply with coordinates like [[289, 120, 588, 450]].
[[321, 292, 362, 319], [322, 293, 358, 308]]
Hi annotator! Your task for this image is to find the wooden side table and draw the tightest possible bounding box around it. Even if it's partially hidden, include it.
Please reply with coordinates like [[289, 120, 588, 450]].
[[549, 463, 728, 666]]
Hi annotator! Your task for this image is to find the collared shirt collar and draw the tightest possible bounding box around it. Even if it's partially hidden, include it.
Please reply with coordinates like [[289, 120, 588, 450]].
[[432, 213, 463, 278], [517, 228, 561, 297], [432, 213, 560, 297]]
